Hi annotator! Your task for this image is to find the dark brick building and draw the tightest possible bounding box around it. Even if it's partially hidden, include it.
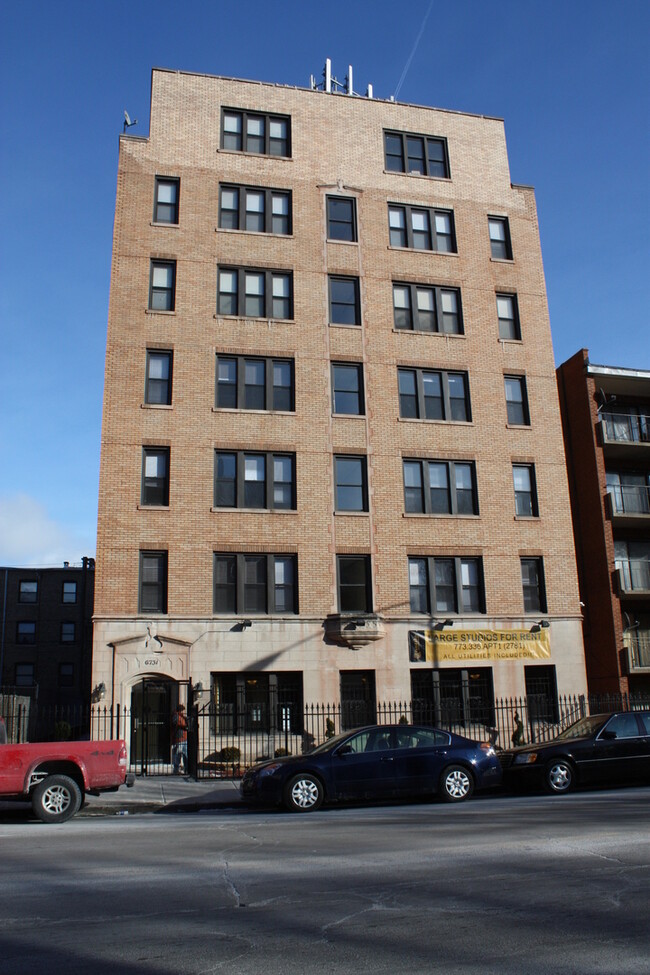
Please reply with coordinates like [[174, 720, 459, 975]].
[[0, 559, 95, 709], [557, 350, 650, 695]]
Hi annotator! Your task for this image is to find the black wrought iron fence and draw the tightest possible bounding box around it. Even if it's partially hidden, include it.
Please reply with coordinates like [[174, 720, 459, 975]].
[[11, 691, 650, 778]]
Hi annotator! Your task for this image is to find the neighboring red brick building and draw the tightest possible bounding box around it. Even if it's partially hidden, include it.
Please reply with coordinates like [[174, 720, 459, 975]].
[[92, 66, 587, 758], [557, 350, 650, 696]]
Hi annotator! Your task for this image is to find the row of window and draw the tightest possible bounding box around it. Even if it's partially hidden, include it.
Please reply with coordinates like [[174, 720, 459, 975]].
[[212, 665, 560, 735], [16, 621, 77, 644], [17, 580, 78, 604], [139, 551, 547, 616], [13, 662, 75, 688], [140, 446, 539, 518], [158, 119, 489, 191], [156, 176, 513, 260], [151, 262, 521, 337], [147, 352, 531, 425]]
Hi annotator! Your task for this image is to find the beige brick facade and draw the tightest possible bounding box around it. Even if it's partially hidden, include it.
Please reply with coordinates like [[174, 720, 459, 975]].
[[93, 68, 587, 730]]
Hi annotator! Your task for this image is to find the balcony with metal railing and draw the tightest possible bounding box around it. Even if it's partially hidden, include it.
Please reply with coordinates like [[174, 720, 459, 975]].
[[601, 411, 650, 457], [616, 558, 650, 597], [607, 485, 650, 526], [626, 630, 650, 671]]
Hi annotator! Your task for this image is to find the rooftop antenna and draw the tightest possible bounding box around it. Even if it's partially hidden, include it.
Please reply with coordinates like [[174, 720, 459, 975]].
[[311, 59, 371, 97], [123, 110, 138, 133]]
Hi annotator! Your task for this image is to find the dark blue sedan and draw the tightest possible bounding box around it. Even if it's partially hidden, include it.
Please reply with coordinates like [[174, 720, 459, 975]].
[[240, 724, 502, 812]]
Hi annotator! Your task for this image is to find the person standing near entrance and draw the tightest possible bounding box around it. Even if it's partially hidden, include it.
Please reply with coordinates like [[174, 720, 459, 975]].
[[171, 703, 188, 773]]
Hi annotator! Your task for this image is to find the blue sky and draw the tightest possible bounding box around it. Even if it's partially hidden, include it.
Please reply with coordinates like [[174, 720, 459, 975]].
[[1, 0, 648, 567]]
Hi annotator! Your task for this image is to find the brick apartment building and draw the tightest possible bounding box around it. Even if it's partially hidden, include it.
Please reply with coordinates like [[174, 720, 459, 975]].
[[0, 559, 95, 709], [557, 350, 650, 695], [92, 66, 587, 753]]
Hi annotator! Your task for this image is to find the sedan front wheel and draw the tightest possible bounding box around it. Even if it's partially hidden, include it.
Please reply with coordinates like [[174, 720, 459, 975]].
[[284, 773, 324, 813]]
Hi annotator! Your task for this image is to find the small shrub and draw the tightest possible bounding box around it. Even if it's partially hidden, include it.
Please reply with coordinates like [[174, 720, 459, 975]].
[[325, 718, 336, 739], [398, 715, 409, 725], [54, 721, 72, 741], [274, 747, 291, 757], [219, 746, 241, 762]]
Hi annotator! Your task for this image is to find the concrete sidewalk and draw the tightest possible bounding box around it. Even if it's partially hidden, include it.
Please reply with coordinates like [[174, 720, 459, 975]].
[[82, 775, 245, 816]]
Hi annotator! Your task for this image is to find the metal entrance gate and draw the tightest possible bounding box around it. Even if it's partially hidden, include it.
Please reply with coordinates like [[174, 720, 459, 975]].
[[130, 677, 191, 775]]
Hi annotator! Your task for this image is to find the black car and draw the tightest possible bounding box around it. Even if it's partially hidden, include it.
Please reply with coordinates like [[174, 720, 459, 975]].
[[499, 710, 650, 794], [240, 724, 502, 812]]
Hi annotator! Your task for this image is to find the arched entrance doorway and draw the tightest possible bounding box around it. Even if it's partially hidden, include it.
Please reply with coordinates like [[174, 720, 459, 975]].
[[130, 676, 176, 774]]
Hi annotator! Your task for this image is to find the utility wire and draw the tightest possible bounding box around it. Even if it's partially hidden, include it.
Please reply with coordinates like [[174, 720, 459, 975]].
[[394, 0, 435, 101]]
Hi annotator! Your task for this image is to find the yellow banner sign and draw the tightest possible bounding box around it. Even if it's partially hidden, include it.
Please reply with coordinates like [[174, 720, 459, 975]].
[[409, 629, 551, 663]]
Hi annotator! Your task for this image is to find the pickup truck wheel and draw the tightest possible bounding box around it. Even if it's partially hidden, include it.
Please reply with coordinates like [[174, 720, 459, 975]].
[[32, 774, 82, 824]]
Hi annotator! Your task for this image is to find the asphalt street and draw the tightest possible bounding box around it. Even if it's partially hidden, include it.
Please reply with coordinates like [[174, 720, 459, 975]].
[[1, 788, 649, 975]]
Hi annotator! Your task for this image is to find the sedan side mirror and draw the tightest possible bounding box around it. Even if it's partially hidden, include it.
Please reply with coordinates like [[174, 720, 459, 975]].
[[336, 745, 353, 757], [600, 730, 617, 740]]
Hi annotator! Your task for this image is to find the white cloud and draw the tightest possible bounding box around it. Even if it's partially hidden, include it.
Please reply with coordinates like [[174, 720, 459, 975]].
[[0, 494, 95, 567]]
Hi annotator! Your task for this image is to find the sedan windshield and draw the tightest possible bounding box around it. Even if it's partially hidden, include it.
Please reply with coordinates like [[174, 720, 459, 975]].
[[307, 731, 353, 755], [556, 716, 607, 740]]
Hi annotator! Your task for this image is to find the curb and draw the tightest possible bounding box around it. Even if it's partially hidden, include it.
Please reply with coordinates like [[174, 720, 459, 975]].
[[80, 799, 246, 817]]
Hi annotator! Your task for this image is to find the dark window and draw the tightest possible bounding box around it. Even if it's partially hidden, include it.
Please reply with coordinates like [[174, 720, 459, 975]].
[[384, 131, 449, 179], [403, 459, 478, 515], [17, 621, 36, 644], [139, 551, 168, 614], [15, 663, 35, 686], [393, 283, 462, 333], [217, 266, 292, 320], [214, 451, 295, 510], [61, 622, 75, 643], [216, 356, 294, 412], [329, 276, 361, 325], [521, 558, 546, 613], [334, 456, 368, 512], [398, 369, 470, 421], [149, 260, 175, 311], [525, 665, 558, 722], [62, 581, 77, 603], [337, 555, 372, 613], [145, 350, 173, 405], [497, 294, 521, 340], [213, 554, 297, 614], [142, 448, 170, 506], [58, 663, 75, 688], [331, 362, 364, 415], [212, 672, 303, 734], [408, 557, 485, 614], [505, 376, 530, 425], [410, 668, 495, 727], [219, 184, 291, 235], [340, 671, 377, 729], [19, 580, 38, 603], [153, 177, 179, 224], [221, 109, 290, 157], [489, 216, 512, 260], [388, 205, 456, 252], [513, 465, 538, 517], [326, 196, 357, 242]]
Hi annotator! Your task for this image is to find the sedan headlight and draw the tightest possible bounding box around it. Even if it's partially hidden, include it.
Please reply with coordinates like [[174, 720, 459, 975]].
[[258, 762, 284, 777], [513, 752, 538, 765]]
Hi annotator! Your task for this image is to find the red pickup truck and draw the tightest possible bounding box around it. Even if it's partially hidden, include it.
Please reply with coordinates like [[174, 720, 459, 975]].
[[0, 717, 134, 822]]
